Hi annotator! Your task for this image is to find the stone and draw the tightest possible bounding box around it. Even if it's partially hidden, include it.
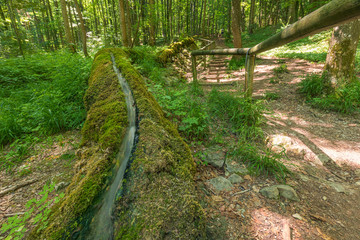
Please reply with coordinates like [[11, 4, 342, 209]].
[[204, 146, 225, 168], [318, 154, 330, 164], [228, 174, 244, 184], [322, 196, 327, 201], [260, 186, 279, 199], [355, 181, 360, 186], [225, 161, 249, 175], [276, 185, 300, 201], [292, 213, 303, 220], [55, 182, 69, 191], [328, 182, 346, 193], [355, 169, 360, 177], [207, 176, 233, 192]]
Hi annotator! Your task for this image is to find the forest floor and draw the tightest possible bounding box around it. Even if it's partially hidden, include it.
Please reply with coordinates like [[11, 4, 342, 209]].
[[191, 41, 360, 239]]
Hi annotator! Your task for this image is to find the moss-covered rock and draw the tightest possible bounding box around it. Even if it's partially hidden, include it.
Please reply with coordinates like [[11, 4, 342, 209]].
[[28, 47, 205, 239], [28, 49, 128, 239], [157, 37, 197, 64], [110, 48, 205, 239]]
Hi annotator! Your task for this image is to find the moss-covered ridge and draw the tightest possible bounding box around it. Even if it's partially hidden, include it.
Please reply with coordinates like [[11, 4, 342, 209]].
[[158, 37, 197, 64], [28, 49, 128, 239], [111, 48, 205, 239]]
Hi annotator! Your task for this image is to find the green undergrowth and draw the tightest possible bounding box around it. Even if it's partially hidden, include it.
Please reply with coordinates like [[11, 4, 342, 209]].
[[226, 57, 246, 71], [28, 49, 128, 239], [0, 51, 91, 171], [130, 43, 290, 181], [128, 45, 210, 139], [207, 90, 290, 180], [111, 48, 205, 239], [299, 73, 360, 113]]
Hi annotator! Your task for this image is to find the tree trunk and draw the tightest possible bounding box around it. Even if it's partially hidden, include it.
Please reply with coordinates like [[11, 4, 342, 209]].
[[248, 0, 255, 34], [149, 0, 156, 46], [201, 0, 207, 36], [324, 20, 360, 87], [231, 0, 242, 48], [74, 0, 88, 57], [60, 0, 76, 52], [119, 0, 130, 47], [6, 0, 24, 57]]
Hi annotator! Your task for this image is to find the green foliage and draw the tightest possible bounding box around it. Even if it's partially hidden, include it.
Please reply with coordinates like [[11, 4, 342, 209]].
[[149, 85, 209, 139], [230, 143, 290, 181], [298, 73, 332, 98], [299, 73, 360, 113], [0, 182, 64, 240], [265, 92, 280, 101], [208, 90, 290, 181], [273, 64, 289, 74], [0, 51, 91, 147], [226, 57, 246, 70], [208, 89, 264, 141]]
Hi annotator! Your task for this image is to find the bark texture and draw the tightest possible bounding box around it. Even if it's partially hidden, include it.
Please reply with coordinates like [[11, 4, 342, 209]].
[[231, 0, 242, 48], [60, 0, 76, 53], [324, 20, 360, 86]]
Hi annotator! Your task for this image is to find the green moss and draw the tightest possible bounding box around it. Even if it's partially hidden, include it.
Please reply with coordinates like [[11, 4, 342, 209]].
[[157, 37, 197, 64], [28, 47, 205, 239], [28, 49, 128, 239], [109, 48, 205, 239]]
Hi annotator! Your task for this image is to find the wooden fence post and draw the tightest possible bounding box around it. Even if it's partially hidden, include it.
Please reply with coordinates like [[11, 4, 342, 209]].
[[245, 55, 256, 98], [192, 55, 198, 83]]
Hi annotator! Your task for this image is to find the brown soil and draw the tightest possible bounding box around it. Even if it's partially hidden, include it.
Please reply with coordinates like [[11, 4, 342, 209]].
[[0, 131, 81, 236], [191, 42, 360, 240]]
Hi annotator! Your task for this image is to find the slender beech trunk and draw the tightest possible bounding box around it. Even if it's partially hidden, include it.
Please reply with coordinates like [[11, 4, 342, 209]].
[[149, 0, 156, 45], [6, 0, 24, 57], [92, 0, 98, 34], [60, 0, 76, 52], [201, 0, 207, 36], [249, 0, 255, 34], [74, 0, 88, 56], [119, 0, 129, 47], [231, 0, 242, 49]]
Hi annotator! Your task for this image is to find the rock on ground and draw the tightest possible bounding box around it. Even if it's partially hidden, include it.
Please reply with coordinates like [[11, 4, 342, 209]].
[[208, 176, 233, 192]]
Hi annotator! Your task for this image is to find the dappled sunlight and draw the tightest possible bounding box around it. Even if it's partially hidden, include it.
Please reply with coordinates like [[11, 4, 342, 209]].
[[250, 208, 325, 240], [268, 134, 323, 166]]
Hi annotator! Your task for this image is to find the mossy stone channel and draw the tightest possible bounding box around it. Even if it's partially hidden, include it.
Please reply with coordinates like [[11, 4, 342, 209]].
[[29, 48, 205, 239], [82, 54, 137, 239]]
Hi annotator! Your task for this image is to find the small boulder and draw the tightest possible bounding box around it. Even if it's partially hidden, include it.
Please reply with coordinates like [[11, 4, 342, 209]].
[[292, 213, 303, 220], [260, 186, 279, 199], [328, 182, 346, 193], [260, 185, 300, 201], [204, 147, 225, 168], [225, 161, 249, 175], [207, 176, 233, 192], [276, 185, 300, 201], [228, 174, 244, 184]]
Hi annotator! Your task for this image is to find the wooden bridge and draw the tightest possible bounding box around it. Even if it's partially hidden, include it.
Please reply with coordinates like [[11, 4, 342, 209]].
[[191, 0, 360, 97]]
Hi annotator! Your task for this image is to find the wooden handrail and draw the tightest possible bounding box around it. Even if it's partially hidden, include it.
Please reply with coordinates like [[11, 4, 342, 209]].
[[191, 0, 360, 97]]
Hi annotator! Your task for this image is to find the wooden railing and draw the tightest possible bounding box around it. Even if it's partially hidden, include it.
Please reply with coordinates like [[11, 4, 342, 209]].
[[192, 38, 216, 81], [191, 0, 360, 97]]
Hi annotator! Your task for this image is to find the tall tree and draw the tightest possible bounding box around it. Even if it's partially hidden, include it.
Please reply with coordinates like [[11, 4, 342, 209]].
[[6, 0, 24, 57], [324, 20, 360, 87], [248, 0, 255, 34], [149, 0, 156, 46], [60, 0, 76, 52], [74, 0, 88, 57], [119, 0, 130, 47], [231, 0, 242, 48]]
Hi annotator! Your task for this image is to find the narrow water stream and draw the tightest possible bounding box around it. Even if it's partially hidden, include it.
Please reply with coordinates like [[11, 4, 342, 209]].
[[83, 55, 137, 240]]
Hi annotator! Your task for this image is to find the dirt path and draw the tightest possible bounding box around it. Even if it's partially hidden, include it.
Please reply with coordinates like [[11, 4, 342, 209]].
[[191, 40, 360, 239]]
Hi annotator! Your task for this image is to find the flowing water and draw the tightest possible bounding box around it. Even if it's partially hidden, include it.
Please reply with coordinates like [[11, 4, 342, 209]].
[[82, 54, 137, 240]]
